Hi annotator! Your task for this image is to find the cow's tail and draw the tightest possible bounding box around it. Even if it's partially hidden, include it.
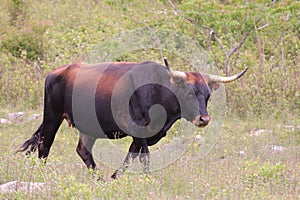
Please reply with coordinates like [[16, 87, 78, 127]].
[[16, 124, 42, 155]]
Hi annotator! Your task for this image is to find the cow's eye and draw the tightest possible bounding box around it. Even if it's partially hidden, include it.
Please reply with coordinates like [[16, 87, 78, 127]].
[[187, 90, 195, 97]]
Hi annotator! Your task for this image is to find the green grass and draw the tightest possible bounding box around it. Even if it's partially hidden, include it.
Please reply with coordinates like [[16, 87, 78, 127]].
[[0, 0, 299, 199], [0, 110, 299, 199]]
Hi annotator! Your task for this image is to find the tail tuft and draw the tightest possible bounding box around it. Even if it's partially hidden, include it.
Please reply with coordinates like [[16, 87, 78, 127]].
[[16, 124, 42, 155]]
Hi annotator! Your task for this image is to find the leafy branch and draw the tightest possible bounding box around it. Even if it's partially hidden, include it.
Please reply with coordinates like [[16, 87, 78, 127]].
[[168, 0, 269, 75], [168, 0, 200, 37]]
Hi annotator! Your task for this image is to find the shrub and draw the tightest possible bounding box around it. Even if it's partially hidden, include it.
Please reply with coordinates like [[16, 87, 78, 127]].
[[1, 23, 47, 62]]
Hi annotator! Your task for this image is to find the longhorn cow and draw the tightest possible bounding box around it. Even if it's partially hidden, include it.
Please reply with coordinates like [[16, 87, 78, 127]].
[[18, 60, 247, 178]]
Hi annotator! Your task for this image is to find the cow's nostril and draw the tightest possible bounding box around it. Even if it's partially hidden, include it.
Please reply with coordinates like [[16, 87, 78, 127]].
[[200, 116, 210, 123], [193, 115, 210, 127]]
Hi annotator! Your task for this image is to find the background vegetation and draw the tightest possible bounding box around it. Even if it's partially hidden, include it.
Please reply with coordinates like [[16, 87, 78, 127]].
[[0, 0, 299, 117], [0, 0, 299, 199]]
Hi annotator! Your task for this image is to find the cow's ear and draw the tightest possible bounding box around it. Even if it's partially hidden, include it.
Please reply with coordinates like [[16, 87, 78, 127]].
[[208, 82, 220, 92], [170, 77, 185, 85], [201, 73, 220, 92]]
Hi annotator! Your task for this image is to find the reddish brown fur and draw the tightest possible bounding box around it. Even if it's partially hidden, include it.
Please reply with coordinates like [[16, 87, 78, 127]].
[[186, 72, 206, 85]]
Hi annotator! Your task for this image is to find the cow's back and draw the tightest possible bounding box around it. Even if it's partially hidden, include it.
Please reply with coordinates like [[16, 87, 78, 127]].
[[93, 62, 173, 139], [52, 61, 176, 139]]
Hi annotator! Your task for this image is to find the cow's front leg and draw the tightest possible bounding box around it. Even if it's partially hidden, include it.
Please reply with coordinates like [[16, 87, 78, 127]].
[[111, 140, 140, 179], [111, 138, 150, 179], [139, 144, 150, 174]]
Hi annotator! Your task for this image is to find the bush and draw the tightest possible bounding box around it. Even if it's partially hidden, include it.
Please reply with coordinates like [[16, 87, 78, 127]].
[[2, 23, 47, 62]]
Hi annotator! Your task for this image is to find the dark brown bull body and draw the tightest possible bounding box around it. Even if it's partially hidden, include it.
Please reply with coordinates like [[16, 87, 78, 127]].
[[18, 61, 247, 178]]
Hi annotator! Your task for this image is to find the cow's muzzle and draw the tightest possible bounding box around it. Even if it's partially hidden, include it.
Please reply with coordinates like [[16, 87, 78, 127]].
[[193, 115, 211, 127]]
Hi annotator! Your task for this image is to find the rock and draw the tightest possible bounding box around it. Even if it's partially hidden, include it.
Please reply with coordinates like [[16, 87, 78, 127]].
[[284, 125, 295, 131], [194, 134, 203, 143], [269, 145, 285, 152], [284, 125, 300, 132], [25, 114, 41, 122], [0, 181, 46, 193], [0, 118, 11, 124], [2, 112, 41, 124], [237, 150, 245, 156], [252, 129, 272, 137], [7, 112, 24, 122]]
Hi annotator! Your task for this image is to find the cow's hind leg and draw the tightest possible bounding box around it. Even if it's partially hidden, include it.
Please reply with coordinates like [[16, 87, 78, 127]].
[[17, 113, 63, 160], [18, 72, 66, 161], [38, 112, 63, 159], [37, 74, 65, 159], [76, 133, 96, 170]]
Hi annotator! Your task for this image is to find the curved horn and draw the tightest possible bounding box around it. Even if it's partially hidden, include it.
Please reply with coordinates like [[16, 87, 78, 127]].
[[208, 68, 248, 83], [164, 58, 187, 80]]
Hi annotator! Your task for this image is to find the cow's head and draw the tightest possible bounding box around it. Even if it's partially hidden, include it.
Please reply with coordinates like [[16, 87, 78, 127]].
[[165, 59, 247, 128]]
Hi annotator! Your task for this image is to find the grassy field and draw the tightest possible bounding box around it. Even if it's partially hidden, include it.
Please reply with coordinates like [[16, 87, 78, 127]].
[[0, 0, 299, 199], [0, 109, 299, 199]]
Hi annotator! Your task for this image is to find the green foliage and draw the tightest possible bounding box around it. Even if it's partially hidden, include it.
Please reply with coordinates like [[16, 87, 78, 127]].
[[55, 176, 93, 200], [0, 0, 299, 117], [243, 161, 287, 189], [2, 26, 46, 61], [175, 0, 300, 117], [7, 0, 27, 25], [0, 2, 299, 198]]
